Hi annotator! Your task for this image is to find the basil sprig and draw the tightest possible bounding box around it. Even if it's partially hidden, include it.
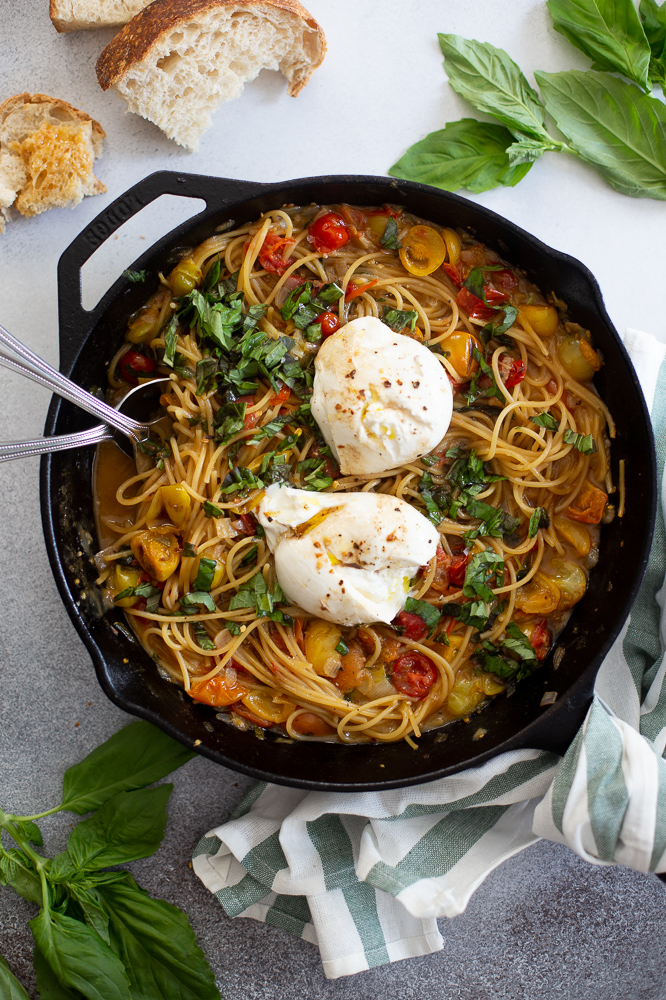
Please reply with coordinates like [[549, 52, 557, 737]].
[[0, 722, 219, 1000], [389, 4, 666, 201]]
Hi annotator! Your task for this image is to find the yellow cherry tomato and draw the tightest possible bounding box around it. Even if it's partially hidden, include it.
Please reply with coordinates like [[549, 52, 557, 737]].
[[399, 226, 446, 276], [441, 227, 462, 266], [161, 483, 191, 528], [442, 330, 482, 380], [521, 304, 559, 337], [113, 564, 143, 607]]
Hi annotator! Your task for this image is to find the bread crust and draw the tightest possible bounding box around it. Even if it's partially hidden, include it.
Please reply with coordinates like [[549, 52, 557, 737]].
[[0, 92, 106, 150], [96, 0, 326, 92]]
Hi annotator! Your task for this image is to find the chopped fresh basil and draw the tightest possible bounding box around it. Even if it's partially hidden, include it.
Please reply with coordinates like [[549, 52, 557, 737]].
[[214, 402, 247, 444], [240, 544, 258, 567], [380, 216, 402, 250], [226, 621, 243, 635], [383, 306, 418, 333], [202, 256, 222, 291], [203, 500, 225, 518], [530, 412, 560, 431], [180, 591, 216, 613], [195, 356, 219, 396], [475, 621, 539, 682], [466, 347, 505, 405], [462, 549, 505, 603], [297, 457, 333, 492], [528, 507, 551, 538], [122, 268, 147, 283], [193, 557, 217, 593], [563, 429, 597, 454], [336, 638, 350, 656], [163, 317, 178, 368], [403, 597, 441, 637], [192, 621, 216, 650], [182, 542, 198, 558], [440, 599, 495, 632], [463, 498, 521, 541], [228, 571, 291, 624]]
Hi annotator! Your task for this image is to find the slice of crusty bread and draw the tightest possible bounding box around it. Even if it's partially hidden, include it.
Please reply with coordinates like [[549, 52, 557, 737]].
[[0, 93, 105, 232], [96, 0, 326, 151], [50, 0, 152, 33]]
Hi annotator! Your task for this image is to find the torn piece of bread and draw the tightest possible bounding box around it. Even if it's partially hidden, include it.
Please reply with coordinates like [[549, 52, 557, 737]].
[[96, 0, 326, 151], [50, 0, 152, 33], [0, 93, 105, 232]]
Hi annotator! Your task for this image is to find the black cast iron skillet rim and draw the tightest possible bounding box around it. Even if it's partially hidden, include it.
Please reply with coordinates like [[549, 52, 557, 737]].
[[40, 170, 657, 791]]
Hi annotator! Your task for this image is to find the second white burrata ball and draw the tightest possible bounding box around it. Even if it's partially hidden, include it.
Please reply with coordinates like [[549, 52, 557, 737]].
[[256, 484, 438, 626], [310, 316, 453, 476]]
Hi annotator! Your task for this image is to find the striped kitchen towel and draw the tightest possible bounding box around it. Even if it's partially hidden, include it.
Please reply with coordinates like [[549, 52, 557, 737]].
[[193, 328, 666, 979]]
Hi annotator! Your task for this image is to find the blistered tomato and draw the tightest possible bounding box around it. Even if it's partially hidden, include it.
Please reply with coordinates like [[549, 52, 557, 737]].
[[391, 652, 437, 699], [119, 350, 156, 385], [309, 213, 350, 253]]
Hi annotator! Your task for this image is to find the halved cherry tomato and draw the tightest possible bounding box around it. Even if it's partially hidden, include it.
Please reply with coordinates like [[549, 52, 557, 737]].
[[393, 611, 428, 642], [565, 481, 607, 524], [391, 652, 437, 700], [399, 225, 446, 276], [456, 287, 495, 322], [345, 279, 378, 301], [530, 618, 551, 661], [235, 394, 258, 430], [442, 262, 463, 287], [238, 512, 256, 535], [315, 311, 340, 337], [190, 671, 248, 707], [269, 383, 291, 405], [119, 350, 156, 385], [258, 233, 294, 274], [429, 547, 450, 594], [492, 268, 518, 292], [484, 287, 508, 306], [500, 356, 526, 388], [449, 553, 470, 588], [309, 213, 350, 253]]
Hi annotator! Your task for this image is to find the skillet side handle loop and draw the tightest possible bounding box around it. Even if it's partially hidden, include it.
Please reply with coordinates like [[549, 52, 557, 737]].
[[56, 170, 265, 375]]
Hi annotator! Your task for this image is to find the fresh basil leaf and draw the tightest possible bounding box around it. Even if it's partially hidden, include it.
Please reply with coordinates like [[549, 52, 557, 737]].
[[491, 304, 519, 336], [68, 887, 112, 946], [0, 850, 42, 905], [563, 428, 598, 453], [504, 622, 539, 663], [441, 600, 493, 631], [0, 956, 31, 1000], [63, 786, 171, 873], [389, 119, 532, 194], [121, 269, 147, 284], [535, 70, 666, 199], [182, 542, 198, 558], [96, 875, 220, 1000], [195, 357, 218, 396], [219, 466, 263, 495], [640, 0, 666, 84], [192, 622, 216, 650], [15, 819, 43, 846], [312, 282, 344, 308], [60, 721, 195, 816], [380, 216, 402, 250], [304, 323, 322, 342], [403, 597, 441, 637], [530, 412, 560, 430], [30, 908, 131, 1000], [202, 257, 221, 292], [281, 282, 313, 321], [463, 498, 521, 540], [335, 638, 349, 656], [203, 500, 225, 518], [466, 348, 506, 405], [193, 557, 216, 593], [506, 135, 559, 165], [163, 327, 178, 369], [438, 34, 561, 144], [33, 944, 85, 1000], [180, 591, 216, 612], [228, 571, 289, 624], [463, 550, 505, 603], [528, 507, 551, 537], [547, 0, 651, 92], [226, 621, 243, 636], [383, 306, 418, 332]]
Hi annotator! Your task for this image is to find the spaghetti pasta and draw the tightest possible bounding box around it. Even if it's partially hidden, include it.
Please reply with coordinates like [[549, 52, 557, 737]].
[[94, 203, 613, 743]]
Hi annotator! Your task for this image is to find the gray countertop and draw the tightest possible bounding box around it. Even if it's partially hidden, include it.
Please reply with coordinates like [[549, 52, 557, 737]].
[[2, 0, 666, 996]]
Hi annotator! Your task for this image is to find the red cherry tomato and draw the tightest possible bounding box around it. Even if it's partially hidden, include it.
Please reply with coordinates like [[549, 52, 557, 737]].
[[119, 350, 156, 385], [492, 268, 518, 292], [309, 212, 350, 253], [449, 553, 470, 588], [484, 286, 507, 306], [503, 358, 526, 388], [258, 233, 294, 274], [269, 383, 291, 406], [316, 311, 340, 337], [393, 611, 428, 642], [238, 512, 257, 535], [391, 652, 437, 700], [234, 394, 258, 430], [530, 619, 552, 662], [456, 287, 495, 322], [441, 262, 463, 287]]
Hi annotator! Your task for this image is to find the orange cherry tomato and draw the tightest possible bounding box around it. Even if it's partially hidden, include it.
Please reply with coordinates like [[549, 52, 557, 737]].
[[565, 481, 607, 524], [190, 671, 248, 707], [269, 383, 291, 405], [258, 233, 294, 274], [399, 225, 446, 276]]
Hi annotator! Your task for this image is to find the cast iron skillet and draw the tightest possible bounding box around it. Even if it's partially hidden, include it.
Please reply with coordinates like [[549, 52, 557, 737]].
[[40, 171, 656, 791]]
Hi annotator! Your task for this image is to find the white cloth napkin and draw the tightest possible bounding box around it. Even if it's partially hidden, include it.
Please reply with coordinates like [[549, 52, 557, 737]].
[[193, 328, 666, 978]]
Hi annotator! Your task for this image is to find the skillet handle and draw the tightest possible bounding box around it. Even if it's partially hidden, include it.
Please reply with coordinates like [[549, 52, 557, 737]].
[[56, 170, 264, 375]]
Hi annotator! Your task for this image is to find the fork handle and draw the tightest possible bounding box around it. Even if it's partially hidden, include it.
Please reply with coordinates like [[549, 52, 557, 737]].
[[0, 424, 113, 462], [0, 325, 143, 441]]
